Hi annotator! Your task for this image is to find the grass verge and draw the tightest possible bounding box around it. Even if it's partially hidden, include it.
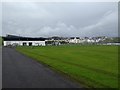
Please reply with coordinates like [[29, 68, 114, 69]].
[[16, 45, 118, 88]]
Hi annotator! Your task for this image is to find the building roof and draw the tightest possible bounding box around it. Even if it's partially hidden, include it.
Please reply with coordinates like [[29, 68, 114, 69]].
[[3, 35, 46, 41]]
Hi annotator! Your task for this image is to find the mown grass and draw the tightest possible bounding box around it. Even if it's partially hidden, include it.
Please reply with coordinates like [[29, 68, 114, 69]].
[[16, 45, 118, 88], [0, 37, 2, 46]]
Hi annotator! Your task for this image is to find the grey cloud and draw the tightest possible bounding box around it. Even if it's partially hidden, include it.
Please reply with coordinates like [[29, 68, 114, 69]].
[[79, 10, 118, 37], [2, 2, 118, 37]]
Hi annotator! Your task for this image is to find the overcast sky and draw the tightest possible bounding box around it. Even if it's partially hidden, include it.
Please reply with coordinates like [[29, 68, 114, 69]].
[[2, 2, 118, 37]]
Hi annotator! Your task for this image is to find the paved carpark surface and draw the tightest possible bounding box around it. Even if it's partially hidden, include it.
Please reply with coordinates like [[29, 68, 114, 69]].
[[0, 47, 2, 89], [2, 47, 81, 88]]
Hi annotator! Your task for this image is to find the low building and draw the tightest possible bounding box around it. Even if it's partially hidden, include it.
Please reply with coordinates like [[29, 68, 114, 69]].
[[69, 37, 80, 43], [3, 35, 46, 46]]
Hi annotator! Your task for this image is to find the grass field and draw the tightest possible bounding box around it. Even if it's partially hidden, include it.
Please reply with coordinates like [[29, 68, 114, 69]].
[[0, 37, 2, 46], [16, 45, 118, 88]]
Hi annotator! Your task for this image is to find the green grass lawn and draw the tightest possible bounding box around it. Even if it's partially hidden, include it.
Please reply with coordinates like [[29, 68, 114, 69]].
[[0, 37, 2, 46], [16, 45, 118, 88]]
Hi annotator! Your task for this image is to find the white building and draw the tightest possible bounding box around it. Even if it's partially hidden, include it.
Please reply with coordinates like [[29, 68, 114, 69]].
[[3, 35, 46, 46], [69, 37, 80, 43], [3, 41, 45, 46]]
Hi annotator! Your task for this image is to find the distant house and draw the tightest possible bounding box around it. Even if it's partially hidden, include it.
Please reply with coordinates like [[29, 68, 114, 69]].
[[69, 37, 80, 43], [3, 35, 46, 46], [45, 36, 69, 46]]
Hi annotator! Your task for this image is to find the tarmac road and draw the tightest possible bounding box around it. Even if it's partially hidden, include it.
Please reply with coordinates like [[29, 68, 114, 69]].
[[0, 47, 2, 89], [2, 47, 81, 88]]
